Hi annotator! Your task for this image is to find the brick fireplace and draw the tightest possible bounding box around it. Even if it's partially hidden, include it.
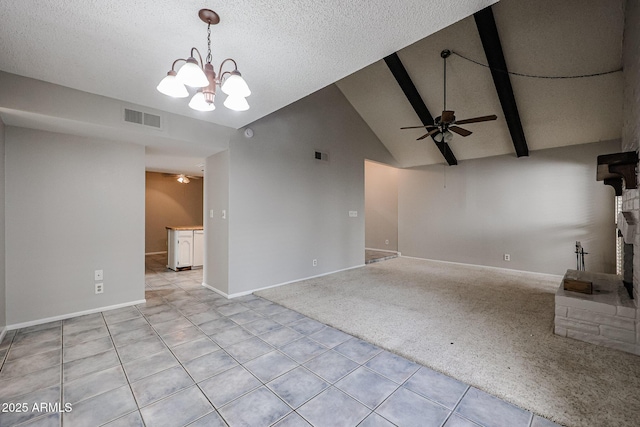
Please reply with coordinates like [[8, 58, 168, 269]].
[[554, 150, 640, 354]]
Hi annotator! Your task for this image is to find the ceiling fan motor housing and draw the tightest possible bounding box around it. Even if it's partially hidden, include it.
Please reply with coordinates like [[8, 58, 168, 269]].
[[441, 110, 455, 124]]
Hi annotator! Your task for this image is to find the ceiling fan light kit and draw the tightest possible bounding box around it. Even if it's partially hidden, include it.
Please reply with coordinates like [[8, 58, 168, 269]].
[[157, 9, 251, 112], [401, 49, 497, 145]]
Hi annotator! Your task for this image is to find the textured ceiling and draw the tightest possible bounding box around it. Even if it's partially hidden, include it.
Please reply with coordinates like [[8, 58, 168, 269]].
[[0, 0, 625, 171], [0, 0, 496, 130], [336, 0, 625, 167]]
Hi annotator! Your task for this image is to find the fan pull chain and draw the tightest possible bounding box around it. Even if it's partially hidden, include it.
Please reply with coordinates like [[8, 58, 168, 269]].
[[443, 162, 447, 189], [443, 142, 447, 188]]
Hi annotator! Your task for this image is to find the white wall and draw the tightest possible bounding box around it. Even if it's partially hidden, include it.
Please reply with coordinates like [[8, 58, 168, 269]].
[[222, 85, 396, 295], [398, 141, 620, 275], [365, 160, 398, 251], [5, 127, 145, 325], [0, 117, 5, 331], [204, 150, 230, 296]]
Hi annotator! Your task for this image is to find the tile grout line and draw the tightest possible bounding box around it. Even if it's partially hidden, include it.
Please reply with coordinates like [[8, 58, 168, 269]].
[[439, 385, 472, 427]]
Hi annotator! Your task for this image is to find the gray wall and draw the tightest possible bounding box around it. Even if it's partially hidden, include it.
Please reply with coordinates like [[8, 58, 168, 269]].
[[398, 141, 620, 275], [204, 150, 230, 295], [222, 85, 396, 295], [5, 127, 145, 325], [0, 117, 5, 331], [622, 0, 640, 302], [365, 160, 398, 251]]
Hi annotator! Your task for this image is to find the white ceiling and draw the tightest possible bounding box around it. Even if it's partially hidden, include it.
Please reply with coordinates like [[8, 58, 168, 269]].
[[0, 0, 496, 129], [0, 0, 625, 171]]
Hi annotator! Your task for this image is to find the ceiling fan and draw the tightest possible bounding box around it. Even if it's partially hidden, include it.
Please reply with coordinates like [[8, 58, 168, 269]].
[[401, 49, 497, 142], [163, 173, 202, 184]]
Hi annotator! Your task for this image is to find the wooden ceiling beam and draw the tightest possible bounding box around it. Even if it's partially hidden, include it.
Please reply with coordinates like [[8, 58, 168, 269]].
[[474, 6, 529, 158], [384, 52, 458, 166]]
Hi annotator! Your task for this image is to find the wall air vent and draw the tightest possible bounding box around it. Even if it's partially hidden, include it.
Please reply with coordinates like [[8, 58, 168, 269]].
[[143, 113, 162, 128], [124, 108, 143, 125], [314, 150, 329, 162], [123, 108, 163, 130]]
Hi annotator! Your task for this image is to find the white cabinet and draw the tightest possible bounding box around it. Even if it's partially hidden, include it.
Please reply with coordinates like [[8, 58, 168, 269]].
[[193, 230, 204, 267], [167, 227, 203, 271]]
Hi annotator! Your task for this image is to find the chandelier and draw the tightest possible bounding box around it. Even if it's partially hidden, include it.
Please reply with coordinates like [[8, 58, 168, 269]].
[[156, 9, 251, 112]]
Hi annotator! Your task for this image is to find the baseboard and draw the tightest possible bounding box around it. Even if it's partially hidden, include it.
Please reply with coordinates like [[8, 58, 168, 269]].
[[399, 255, 563, 280], [145, 251, 167, 256], [6, 299, 147, 331], [202, 264, 366, 299], [202, 283, 231, 299], [365, 247, 399, 254], [0, 326, 6, 345]]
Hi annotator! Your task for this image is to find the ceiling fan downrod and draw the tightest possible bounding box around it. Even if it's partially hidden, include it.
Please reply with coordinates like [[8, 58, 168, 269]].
[[441, 49, 451, 112]]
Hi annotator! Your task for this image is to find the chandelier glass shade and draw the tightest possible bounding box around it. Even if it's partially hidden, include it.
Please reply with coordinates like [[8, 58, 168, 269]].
[[189, 91, 216, 111], [157, 9, 250, 112]]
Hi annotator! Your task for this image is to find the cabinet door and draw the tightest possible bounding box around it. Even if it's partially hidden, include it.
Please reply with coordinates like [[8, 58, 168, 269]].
[[177, 238, 192, 267], [193, 231, 204, 267]]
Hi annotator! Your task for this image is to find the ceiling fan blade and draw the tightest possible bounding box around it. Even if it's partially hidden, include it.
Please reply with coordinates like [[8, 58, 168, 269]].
[[449, 126, 472, 137], [455, 114, 497, 125], [416, 128, 441, 141], [401, 124, 438, 130]]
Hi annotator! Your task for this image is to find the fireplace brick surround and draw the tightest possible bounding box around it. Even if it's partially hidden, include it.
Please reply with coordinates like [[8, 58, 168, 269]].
[[554, 0, 640, 355], [554, 270, 639, 355]]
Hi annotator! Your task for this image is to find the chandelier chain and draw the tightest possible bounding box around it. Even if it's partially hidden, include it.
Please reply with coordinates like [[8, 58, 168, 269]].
[[206, 24, 213, 64]]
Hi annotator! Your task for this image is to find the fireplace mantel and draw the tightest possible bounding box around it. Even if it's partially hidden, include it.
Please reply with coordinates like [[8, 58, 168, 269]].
[[597, 151, 639, 195]]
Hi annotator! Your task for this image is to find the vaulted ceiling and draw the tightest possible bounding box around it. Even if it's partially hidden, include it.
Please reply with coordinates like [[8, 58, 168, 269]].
[[0, 0, 625, 170], [337, 0, 625, 167]]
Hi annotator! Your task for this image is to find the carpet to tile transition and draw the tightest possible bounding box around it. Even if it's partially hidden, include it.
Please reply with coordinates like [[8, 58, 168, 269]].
[[257, 257, 640, 427]]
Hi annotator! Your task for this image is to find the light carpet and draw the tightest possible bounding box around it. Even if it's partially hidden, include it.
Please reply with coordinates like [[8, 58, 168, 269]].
[[256, 257, 640, 427]]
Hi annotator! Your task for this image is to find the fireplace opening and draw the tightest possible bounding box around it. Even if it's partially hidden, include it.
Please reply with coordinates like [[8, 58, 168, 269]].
[[617, 210, 635, 299], [623, 242, 634, 299]]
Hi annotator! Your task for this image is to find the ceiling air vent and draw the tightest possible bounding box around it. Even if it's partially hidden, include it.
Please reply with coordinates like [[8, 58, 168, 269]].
[[123, 108, 162, 130]]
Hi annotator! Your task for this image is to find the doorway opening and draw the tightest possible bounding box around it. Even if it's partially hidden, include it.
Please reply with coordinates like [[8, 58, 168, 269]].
[[364, 160, 399, 264], [145, 172, 204, 271]]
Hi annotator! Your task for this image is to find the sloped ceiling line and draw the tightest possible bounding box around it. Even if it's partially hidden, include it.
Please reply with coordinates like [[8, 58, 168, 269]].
[[383, 53, 458, 166], [474, 6, 529, 158]]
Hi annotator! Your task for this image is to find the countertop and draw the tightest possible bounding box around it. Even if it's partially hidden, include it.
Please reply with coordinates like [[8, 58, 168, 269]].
[[166, 226, 204, 231]]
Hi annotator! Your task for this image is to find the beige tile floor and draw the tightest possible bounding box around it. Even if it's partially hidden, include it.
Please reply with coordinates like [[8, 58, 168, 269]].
[[0, 254, 559, 427]]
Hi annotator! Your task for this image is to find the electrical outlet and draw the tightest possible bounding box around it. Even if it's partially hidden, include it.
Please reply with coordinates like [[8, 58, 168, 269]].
[[349, 211, 358, 217], [94, 269, 103, 281], [95, 283, 104, 294], [504, 254, 511, 261], [312, 259, 318, 267], [385, 239, 389, 245]]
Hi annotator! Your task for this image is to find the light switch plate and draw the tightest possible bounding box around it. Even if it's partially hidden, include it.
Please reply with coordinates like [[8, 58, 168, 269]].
[[349, 211, 358, 217]]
